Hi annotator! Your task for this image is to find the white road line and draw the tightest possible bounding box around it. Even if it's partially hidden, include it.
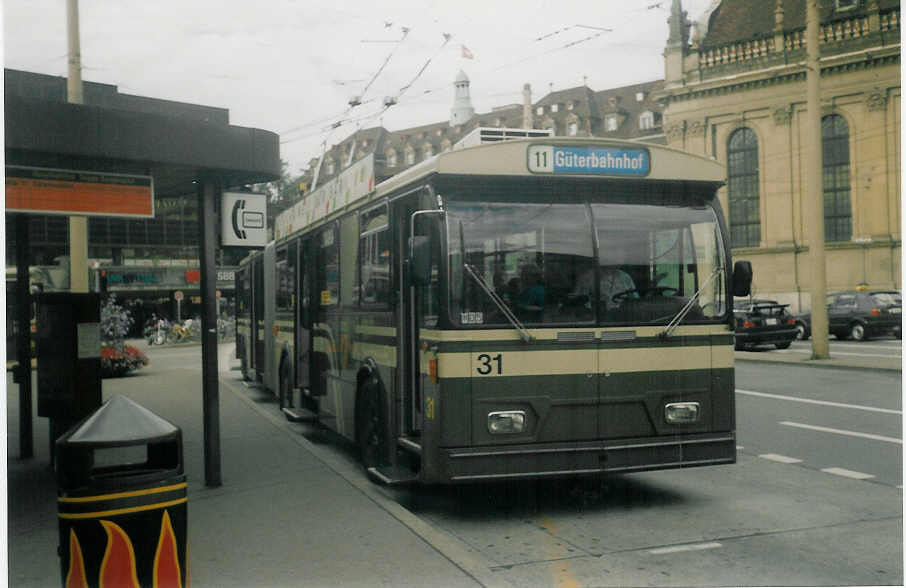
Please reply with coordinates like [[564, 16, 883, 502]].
[[758, 453, 803, 464], [821, 467, 875, 480], [649, 542, 722, 555], [737, 389, 901, 415], [776, 348, 900, 358], [780, 421, 903, 444]]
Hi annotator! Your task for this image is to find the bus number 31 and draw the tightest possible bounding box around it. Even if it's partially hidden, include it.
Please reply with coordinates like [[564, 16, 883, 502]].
[[476, 353, 503, 375]]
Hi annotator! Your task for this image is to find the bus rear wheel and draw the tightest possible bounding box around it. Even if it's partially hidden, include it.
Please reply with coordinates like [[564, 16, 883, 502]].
[[278, 359, 292, 412], [356, 382, 387, 470]]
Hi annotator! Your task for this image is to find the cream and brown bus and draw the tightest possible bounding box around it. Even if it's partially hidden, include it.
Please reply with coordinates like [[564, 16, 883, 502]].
[[238, 135, 753, 484]]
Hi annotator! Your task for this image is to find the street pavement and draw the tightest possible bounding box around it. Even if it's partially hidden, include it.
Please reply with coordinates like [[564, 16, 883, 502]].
[[6, 341, 482, 588], [6, 338, 901, 587]]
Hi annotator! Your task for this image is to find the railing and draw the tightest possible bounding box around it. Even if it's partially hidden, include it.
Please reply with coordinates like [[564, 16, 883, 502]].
[[700, 8, 898, 69]]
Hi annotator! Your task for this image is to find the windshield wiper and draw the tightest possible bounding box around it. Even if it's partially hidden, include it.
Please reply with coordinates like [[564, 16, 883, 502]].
[[658, 268, 721, 338], [463, 263, 535, 343]]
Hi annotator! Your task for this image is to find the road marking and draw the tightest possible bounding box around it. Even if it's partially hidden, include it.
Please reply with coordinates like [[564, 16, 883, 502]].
[[649, 542, 722, 555], [782, 345, 900, 358], [780, 421, 902, 444], [821, 467, 875, 480], [758, 453, 802, 464], [737, 389, 901, 415], [539, 519, 581, 588]]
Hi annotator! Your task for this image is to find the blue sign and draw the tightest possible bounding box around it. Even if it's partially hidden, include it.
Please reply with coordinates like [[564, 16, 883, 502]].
[[528, 145, 650, 176]]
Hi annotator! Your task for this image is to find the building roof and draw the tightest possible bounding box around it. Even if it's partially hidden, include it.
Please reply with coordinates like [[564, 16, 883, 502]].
[[308, 78, 667, 189], [702, 0, 900, 48]]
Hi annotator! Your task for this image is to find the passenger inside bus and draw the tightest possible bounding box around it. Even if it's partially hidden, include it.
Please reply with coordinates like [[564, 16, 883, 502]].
[[515, 264, 545, 321]]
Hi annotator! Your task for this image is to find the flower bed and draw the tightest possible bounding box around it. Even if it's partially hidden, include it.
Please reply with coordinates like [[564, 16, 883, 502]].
[[100, 344, 149, 378]]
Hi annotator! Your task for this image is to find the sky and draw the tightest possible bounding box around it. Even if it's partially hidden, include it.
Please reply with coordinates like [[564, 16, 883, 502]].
[[4, 0, 718, 178]]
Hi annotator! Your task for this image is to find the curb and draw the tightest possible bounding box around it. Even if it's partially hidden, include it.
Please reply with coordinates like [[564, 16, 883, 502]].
[[735, 355, 901, 373]]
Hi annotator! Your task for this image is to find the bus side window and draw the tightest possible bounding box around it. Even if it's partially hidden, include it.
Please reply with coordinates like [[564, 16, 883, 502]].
[[320, 226, 339, 307], [414, 215, 441, 327], [275, 245, 294, 311], [359, 204, 390, 308]]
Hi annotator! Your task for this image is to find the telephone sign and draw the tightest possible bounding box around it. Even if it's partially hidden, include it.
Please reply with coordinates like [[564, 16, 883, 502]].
[[221, 192, 267, 247]]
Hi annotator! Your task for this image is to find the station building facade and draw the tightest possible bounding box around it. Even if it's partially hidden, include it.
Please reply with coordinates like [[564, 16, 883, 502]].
[[658, 0, 901, 311]]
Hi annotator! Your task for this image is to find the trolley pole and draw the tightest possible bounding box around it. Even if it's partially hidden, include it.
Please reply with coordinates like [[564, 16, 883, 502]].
[[806, 0, 830, 359], [198, 176, 222, 487]]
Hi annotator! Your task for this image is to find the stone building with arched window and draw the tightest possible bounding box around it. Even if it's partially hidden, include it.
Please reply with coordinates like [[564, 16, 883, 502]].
[[658, 0, 900, 311]]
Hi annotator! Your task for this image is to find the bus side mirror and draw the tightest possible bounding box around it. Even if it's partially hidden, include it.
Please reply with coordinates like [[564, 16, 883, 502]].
[[732, 260, 753, 297], [408, 236, 431, 286]]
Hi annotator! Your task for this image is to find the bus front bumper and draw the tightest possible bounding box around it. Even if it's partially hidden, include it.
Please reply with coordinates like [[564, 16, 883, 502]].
[[435, 433, 736, 483]]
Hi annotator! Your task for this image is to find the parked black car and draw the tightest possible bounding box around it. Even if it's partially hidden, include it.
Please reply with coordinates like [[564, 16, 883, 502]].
[[794, 290, 901, 341], [733, 299, 799, 350]]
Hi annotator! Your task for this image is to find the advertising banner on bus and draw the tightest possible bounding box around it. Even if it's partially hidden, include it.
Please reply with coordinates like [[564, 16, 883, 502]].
[[274, 154, 374, 240]]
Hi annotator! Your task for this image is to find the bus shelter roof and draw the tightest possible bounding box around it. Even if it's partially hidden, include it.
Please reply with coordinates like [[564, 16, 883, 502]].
[[5, 94, 281, 200]]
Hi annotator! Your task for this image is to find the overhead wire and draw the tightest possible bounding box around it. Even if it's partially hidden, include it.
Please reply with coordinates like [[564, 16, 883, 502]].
[[288, 3, 699, 160]]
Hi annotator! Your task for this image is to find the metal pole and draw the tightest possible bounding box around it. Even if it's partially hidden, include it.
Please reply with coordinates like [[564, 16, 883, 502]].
[[66, 0, 89, 293], [806, 0, 829, 359], [198, 177, 222, 487], [15, 215, 34, 459]]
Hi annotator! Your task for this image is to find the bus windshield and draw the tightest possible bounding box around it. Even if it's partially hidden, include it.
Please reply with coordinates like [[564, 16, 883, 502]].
[[447, 191, 727, 327]]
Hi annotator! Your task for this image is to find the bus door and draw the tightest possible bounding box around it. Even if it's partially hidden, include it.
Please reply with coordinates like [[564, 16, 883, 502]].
[[295, 238, 314, 396], [252, 255, 265, 381], [394, 196, 423, 437]]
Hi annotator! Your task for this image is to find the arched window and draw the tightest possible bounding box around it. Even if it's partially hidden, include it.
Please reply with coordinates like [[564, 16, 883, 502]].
[[727, 128, 760, 248], [822, 115, 851, 242], [639, 111, 655, 130]]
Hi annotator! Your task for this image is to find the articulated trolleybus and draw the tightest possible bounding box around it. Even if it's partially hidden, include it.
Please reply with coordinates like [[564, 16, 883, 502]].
[[237, 135, 753, 485]]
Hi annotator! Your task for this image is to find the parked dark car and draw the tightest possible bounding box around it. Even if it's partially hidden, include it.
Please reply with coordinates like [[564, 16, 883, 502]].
[[733, 299, 799, 350], [794, 290, 901, 341]]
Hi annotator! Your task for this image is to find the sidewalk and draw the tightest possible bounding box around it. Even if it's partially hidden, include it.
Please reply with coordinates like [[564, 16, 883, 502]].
[[734, 347, 902, 372], [6, 342, 483, 588]]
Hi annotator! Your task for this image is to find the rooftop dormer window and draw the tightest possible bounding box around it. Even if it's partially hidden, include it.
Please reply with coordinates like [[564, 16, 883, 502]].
[[551, 104, 559, 113], [636, 92, 646, 102], [536, 106, 544, 115]]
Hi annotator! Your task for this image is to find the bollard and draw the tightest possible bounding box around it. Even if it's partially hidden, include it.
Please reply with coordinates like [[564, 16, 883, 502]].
[[55, 395, 187, 587]]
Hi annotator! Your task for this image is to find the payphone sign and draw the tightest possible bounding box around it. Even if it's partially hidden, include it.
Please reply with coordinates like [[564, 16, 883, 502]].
[[221, 192, 267, 247]]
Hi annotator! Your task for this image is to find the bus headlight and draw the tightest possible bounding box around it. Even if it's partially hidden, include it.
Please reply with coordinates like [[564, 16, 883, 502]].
[[665, 402, 700, 424], [488, 411, 526, 434]]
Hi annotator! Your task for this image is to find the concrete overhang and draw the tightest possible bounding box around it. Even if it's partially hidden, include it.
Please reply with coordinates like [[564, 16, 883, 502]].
[[5, 95, 281, 196]]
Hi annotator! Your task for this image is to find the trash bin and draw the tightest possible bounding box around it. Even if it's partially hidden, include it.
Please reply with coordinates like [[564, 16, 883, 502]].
[[55, 395, 187, 588]]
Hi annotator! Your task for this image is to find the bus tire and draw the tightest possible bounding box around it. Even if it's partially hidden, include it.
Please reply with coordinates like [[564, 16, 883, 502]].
[[278, 356, 292, 413], [356, 369, 388, 470], [240, 352, 249, 381]]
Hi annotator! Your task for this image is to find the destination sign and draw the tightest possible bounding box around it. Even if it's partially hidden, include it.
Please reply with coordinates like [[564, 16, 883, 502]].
[[527, 145, 649, 176]]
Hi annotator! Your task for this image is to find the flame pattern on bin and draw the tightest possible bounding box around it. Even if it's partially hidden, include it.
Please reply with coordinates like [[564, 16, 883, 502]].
[[64, 510, 184, 588], [66, 529, 88, 588]]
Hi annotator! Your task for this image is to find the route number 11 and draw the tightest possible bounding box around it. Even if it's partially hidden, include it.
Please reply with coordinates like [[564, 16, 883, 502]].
[[527, 145, 554, 173]]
